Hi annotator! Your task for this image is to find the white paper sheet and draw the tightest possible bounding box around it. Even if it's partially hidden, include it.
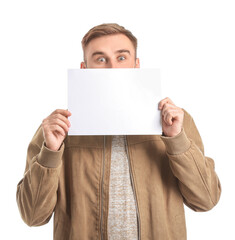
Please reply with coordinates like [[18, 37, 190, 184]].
[[68, 68, 162, 135]]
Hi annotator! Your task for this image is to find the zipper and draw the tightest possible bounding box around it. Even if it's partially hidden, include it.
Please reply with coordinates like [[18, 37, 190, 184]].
[[124, 135, 141, 240], [100, 135, 106, 240]]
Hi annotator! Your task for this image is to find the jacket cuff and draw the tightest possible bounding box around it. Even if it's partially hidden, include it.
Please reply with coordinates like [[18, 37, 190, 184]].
[[37, 141, 64, 168], [160, 128, 191, 155]]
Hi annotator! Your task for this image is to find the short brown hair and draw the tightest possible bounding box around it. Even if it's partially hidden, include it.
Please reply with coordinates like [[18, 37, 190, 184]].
[[81, 23, 138, 60]]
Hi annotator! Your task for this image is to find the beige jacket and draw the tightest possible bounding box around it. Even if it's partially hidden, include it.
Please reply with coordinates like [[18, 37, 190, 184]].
[[16, 110, 221, 240]]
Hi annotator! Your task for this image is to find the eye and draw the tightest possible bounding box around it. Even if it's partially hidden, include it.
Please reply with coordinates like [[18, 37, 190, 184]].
[[98, 57, 106, 62], [118, 56, 126, 61]]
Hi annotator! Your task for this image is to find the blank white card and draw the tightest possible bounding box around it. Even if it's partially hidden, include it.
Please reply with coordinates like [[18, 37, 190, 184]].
[[68, 68, 162, 135]]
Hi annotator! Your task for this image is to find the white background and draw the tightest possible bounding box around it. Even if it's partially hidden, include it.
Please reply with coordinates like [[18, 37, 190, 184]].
[[0, 0, 234, 239]]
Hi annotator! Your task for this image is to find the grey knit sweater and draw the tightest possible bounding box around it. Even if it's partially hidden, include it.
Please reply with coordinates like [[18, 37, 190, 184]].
[[108, 135, 138, 240]]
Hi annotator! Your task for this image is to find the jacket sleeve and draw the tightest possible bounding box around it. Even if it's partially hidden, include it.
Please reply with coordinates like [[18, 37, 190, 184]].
[[161, 110, 221, 212], [16, 125, 64, 226]]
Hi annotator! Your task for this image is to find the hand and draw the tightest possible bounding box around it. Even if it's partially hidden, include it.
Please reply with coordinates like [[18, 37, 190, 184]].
[[42, 109, 72, 151], [158, 97, 184, 137]]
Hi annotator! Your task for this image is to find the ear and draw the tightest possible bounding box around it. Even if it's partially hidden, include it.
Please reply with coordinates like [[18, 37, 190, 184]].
[[135, 58, 140, 68], [80, 62, 86, 69]]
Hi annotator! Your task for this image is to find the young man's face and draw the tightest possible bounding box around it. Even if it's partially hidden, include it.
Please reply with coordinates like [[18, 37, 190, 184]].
[[81, 34, 140, 69]]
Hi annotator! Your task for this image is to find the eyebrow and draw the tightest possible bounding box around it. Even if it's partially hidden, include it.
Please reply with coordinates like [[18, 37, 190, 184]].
[[91, 49, 131, 58]]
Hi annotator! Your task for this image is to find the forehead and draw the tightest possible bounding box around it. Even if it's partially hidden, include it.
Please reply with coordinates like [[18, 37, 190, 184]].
[[85, 34, 135, 56]]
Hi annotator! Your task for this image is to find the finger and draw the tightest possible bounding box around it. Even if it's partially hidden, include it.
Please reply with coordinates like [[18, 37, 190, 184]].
[[50, 124, 66, 137], [49, 118, 70, 133], [163, 111, 173, 126], [51, 113, 71, 127], [161, 103, 175, 117], [52, 109, 72, 117], [54, 126, 66, 137], [158, 97, 175, 110], [164, 111, 176, 126], [163, 109, 181, 126]]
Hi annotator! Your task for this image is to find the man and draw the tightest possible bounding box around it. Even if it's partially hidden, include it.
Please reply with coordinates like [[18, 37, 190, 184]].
[[17, 23, 221, 240]]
